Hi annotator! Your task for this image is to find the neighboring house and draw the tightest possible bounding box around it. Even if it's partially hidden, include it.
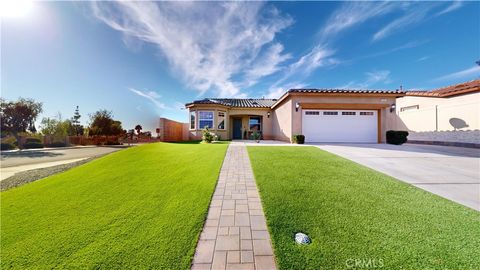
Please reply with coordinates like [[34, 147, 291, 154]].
[[395, 80, 480, 145], [186, 89, 405, 143]]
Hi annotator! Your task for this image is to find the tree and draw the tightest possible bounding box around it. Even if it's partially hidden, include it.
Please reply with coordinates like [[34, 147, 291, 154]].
[[40, 117, 68, 138], [135, 124, 142, 135], [70, 106, 83, 136], [88, 110, 124, 136], [0, 98, 43, 148]]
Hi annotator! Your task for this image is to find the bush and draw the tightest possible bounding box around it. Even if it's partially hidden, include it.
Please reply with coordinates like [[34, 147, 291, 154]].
[[24, 142, 44, 149], [25, 137, 42, 144], [1, 142, 15, 150], [105, 140, 121, 145], [386, 130, 409, 145], [47, 141, 67, 147], [292, 134, 305, 144], [202, 127, 214, 143], [252, 131, 261, 141]]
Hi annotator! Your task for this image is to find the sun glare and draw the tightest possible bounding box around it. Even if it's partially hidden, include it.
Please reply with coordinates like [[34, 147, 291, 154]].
[[0, 0, 33, 18]]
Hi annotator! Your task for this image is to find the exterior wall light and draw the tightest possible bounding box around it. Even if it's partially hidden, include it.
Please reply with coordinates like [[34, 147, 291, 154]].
[[295, 102, 300, 112], [390, 104, 396, 113], [267, 112, 271, 118]]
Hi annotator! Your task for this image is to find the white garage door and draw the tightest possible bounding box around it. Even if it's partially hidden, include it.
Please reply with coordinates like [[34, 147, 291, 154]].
[[302, 110, 378, 143]]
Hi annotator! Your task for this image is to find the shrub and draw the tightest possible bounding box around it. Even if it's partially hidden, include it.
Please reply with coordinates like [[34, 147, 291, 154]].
[[202, 127, 214, 143], [386, 130, 409, 145], [292, 134, 305, 144], [105, 140, 121, 145], [252, 131, 261, 142], [47, 141, 67, 147], [25, 137, 42, 144], [1, 142, 15, 150], [24, 142, 44, 149]]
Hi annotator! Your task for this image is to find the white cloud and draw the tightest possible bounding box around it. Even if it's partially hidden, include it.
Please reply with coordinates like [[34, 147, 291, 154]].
[[91, 2, 292, 97], [128, 88, 166, 109], [244, 43, 291, 87], [321, 2, 398, 39], [266, 82, 307, 99], [435, 1, 463, 16], [372, 4, 435, 42], [433, 66, 480, 82], [339, 70, 392, 89], [417, 56, 429, 62]]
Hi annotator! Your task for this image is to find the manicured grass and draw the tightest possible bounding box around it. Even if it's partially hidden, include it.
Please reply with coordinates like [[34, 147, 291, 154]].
[[248, 146, 480, 270], [1, 142, 228, 269]]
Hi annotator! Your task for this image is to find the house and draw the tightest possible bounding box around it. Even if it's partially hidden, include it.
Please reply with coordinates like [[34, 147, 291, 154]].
[[185, 89, 405, 143], [394, 80, 480, 146], [183, 80, 480, 145]]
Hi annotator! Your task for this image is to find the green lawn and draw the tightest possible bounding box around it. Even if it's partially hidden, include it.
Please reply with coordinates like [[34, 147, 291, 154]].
[[248, 146, 480, 270], [1, 142, 228, 269]]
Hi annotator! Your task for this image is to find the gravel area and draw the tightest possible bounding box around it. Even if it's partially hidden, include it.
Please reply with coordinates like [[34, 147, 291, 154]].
[[1, 156, 102, 191]]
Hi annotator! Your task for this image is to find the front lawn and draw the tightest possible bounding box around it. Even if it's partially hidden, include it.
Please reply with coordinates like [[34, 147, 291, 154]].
[[1, 142, 228, 269], [248, 146, 480, 270]]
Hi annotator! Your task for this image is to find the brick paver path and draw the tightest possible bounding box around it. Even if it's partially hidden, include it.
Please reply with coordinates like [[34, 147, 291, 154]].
[[191, 144, 277, 270]]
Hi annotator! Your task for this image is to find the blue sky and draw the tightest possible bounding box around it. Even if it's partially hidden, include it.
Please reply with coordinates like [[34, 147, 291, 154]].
[[2, 1, 479, 132]]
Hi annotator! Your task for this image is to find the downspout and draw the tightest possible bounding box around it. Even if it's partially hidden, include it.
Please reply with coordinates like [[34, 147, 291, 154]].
[[435, 105, 438, 132]]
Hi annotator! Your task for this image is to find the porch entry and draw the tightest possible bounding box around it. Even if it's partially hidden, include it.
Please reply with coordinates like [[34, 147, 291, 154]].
[[233, 118, 242, 139]]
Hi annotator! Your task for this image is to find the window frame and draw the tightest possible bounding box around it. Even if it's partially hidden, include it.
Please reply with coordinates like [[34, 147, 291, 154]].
[[217, 111, 226, 130], [249, 116, 262, 131], [198, 111, 214, 129], [189, 110, 196, 130]]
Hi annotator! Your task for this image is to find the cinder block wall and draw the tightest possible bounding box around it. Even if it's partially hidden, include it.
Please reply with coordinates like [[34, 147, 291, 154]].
[[159, 118, 189, 142]]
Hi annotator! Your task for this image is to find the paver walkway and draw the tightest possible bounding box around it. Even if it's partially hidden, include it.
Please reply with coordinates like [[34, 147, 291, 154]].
[[191, 144, 276, 270]]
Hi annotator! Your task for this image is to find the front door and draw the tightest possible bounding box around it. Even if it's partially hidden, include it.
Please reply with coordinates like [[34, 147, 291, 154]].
[[233, 118, 242, 139]]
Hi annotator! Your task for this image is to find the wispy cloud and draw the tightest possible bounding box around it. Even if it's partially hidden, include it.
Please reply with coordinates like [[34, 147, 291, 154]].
[[244, 43, 291, 87], [339, 70, 392, 89], [92, 2, 292, 97], [435, 1, 463, 16], [433, 66, 480, 82], [417, 56, 429, 62], [320, 2, 398, 40], [266, 82, 307, 99], [128, 88, 166, 109], [373, 5, 435, 42]]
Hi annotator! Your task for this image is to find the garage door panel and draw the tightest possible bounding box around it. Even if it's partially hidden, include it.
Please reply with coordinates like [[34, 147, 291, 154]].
[[302, 110, 377, 143]]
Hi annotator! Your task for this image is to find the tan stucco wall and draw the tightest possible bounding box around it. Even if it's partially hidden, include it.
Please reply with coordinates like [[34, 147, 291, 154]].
[[188, 105, 272, 140], [287, 95, 396, 142], [271, 99, 292, 142], [188, 105, 229, 140], [395, 93, 480, 132]]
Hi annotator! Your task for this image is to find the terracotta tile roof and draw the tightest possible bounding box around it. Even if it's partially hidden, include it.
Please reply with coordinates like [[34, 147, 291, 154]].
[[186, 98, 277, 108], [406, 79, 480, 97], [288, 88, 404, 94]]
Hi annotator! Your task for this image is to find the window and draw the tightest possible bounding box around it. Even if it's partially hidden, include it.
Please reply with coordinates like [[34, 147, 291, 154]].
[[249, 116, 261, 131], [198, 111, 214, 129], [305, 111, 320, 115], [323, 111, 338, 115], [342, 111, 356, 115], [360, 112, 374, 116], [190, 111, 196, 130], [400, 105, 419, 112], [217, 111, 226, 130]]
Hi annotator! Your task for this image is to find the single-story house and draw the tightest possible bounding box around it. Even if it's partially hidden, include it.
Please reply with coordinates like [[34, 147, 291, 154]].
[[185, 89, 405, 143]]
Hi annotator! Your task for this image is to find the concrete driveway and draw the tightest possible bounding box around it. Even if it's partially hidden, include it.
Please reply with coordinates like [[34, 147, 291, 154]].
[[312, 143, 480, 211], [1, 146, 124, 180]]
